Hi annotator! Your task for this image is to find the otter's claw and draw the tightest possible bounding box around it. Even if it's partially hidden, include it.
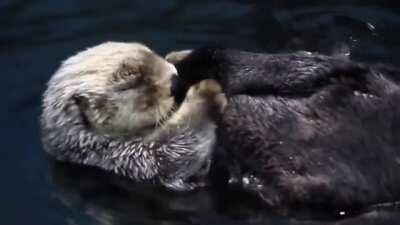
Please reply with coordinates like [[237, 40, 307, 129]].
[[186, 79, 227, 113], [165, 50, 193, 64]]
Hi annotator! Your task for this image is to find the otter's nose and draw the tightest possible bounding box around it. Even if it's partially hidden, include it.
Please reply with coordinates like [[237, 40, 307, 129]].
[[170, 76, 179, 96], [170, 76, 187, 104]]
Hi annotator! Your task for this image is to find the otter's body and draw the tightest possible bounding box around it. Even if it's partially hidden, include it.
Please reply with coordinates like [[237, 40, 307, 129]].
[[41, 42, 226, 191], [169, 48, 400, 213]]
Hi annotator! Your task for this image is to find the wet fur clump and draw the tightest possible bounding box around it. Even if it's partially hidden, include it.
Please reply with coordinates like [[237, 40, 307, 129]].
[[41, 42, 227, 191]]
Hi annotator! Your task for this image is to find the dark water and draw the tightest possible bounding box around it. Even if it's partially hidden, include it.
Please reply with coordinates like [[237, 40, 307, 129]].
[[2, 1, 400, 224]]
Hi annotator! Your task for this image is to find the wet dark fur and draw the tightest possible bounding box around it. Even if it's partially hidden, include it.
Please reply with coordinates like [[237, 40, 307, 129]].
[[172, 47, 400, 214]]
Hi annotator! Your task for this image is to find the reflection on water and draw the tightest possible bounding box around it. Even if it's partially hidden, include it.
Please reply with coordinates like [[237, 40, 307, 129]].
[[2, 0, 400, 224], [49, 160, 268, 225], [49, 160, 400, 225]]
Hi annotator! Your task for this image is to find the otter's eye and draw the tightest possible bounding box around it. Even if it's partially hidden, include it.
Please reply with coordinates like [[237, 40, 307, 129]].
[[113, 72, 142, 91], [123, 71, 139, 78], [113, 68, 140, 80], [117, 69, 140, 79]]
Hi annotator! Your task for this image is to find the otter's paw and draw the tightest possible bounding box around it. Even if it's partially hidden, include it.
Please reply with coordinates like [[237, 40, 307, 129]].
[[186, 79, 227, 113], [165, 50, 193, 64]]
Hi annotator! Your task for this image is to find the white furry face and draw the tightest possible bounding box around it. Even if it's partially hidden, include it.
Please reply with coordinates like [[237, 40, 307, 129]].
[[50, 42, 178, 137]]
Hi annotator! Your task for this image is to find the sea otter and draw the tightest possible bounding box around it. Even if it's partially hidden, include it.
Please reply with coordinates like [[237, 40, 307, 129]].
[[167, 48, 400, 214], [41, 42, 227, 191]]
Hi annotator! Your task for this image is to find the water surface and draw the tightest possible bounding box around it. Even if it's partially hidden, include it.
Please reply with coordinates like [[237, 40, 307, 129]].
[[2, 1, 400, 224]]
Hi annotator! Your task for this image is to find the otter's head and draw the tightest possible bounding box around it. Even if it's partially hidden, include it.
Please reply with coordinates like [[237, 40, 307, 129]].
[[44, 42, 177, 137]]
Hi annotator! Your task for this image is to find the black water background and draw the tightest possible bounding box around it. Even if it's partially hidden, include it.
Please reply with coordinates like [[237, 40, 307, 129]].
[[2, 1, 400, 224]]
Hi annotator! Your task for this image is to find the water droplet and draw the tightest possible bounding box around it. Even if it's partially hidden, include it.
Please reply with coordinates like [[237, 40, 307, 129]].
[[367, 22, 375, 31], [332, 43, 350, 58], [228, 177, 238, 184], [299, 51, 313, 56], [349, 36, 358, 42]]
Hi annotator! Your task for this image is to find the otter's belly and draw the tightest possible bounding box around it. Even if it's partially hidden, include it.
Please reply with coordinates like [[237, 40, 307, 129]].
[[217, 85, 400, 212]]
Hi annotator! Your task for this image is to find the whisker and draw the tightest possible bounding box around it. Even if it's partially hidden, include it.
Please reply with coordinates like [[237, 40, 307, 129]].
[[153, 105, 161, 129], [157, 106, 163, 128]]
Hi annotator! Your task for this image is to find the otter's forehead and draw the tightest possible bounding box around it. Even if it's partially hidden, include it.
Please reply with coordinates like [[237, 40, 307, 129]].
[[46, 42, 155, 93], [45, 41, 178, 104], [54, 42, 152, 80], [77, 42, 152, 63]]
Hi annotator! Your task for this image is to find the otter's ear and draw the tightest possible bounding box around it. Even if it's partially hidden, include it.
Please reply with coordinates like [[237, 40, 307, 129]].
[[72, 94, 91, 127]]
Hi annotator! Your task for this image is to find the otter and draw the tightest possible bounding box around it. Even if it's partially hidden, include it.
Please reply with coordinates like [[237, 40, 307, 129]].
[[167, 47, 400, 214], [41, 42, 227, 191]]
